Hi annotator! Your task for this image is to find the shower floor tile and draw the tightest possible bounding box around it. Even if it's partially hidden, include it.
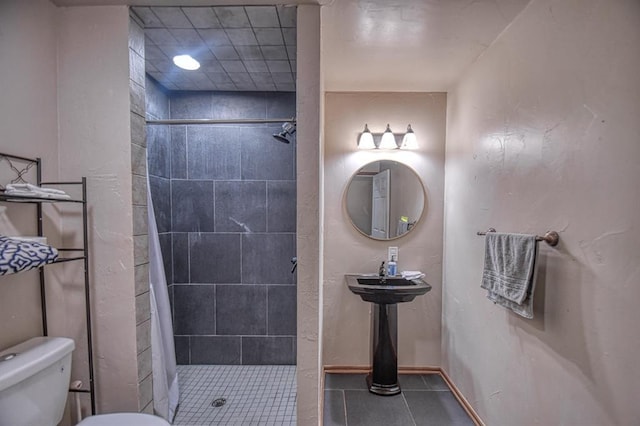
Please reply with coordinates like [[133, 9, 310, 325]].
[[174, 365, 296, 425]]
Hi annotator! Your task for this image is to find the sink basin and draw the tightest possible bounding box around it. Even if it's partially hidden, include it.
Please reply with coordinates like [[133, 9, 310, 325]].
[[346, 274, 432, 304]]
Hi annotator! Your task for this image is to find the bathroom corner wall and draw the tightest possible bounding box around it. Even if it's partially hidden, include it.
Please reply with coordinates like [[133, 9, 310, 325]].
[[57, 5, 140, 414], [295, 5, 323, 424], [322, 92, 446, 368], [129, 13, 153, 415], [443, 0, 640, 424]]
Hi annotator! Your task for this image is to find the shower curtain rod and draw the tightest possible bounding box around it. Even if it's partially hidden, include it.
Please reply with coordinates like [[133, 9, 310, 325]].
[[146, 118, 296, 125]]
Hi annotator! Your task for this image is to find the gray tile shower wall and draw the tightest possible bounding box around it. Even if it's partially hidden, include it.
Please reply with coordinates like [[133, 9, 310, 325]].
[[146, 75, 170, 120], [147, 125, 170, 178], [146, 76, 172, 284], [148, 176, 170, 233], [147, 90, 297, 365]]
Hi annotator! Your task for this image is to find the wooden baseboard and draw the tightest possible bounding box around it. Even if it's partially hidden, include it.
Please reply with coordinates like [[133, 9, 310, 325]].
[[322, 365, 484, 426], [323, 365, 370, 374], [323, 365, 441, 374], [398, 365, 442, 374], [438, 368, 485, 426]]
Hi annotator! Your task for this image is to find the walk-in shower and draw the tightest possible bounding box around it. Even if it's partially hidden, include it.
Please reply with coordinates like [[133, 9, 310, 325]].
[[145, 83, 297, 426], [136, 4, 298, 422]]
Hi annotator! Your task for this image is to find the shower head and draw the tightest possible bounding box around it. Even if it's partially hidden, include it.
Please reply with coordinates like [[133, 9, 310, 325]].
[[273, 132, 291, 143], [273, 121, 296, 143]]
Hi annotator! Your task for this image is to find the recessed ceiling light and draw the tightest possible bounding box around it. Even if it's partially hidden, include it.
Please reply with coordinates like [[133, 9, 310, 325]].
[[173, 54, 200, 71]]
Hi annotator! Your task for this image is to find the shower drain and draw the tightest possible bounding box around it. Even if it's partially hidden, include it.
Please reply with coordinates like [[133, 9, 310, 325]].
[[212, 398, 227, 408]]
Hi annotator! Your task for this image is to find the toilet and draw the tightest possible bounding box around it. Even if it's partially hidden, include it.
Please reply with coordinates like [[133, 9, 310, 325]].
[[0, 337, 169, 426]]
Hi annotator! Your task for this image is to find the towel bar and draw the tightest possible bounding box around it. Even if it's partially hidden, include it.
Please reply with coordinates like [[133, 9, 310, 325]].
[[477, 228, 559, 246]]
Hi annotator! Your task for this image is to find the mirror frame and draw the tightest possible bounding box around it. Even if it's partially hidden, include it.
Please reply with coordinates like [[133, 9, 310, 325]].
[[343, 160, 427, 241]]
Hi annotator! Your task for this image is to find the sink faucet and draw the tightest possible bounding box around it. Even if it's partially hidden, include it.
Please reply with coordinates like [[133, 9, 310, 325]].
[[379, 261, 386, 278]]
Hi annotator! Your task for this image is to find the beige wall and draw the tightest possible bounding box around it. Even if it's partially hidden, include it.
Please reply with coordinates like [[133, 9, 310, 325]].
[[0, 0, 60, 350], [323, 92, 446, 367], [295, 5, 323, 424], [0, 1, 140, 417], [57, 5, 140, 414], [443, 0, 640, 424], [321, 0, 530, 92]]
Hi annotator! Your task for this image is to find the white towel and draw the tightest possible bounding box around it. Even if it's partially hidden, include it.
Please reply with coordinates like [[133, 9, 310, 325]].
[[401, 270, 425, 280], [7, 183, 67, 195], [0, 236, 59, 275], [5, 183, 71, 200], [481, 232, 538, 319], [5, 189, 71, 200]]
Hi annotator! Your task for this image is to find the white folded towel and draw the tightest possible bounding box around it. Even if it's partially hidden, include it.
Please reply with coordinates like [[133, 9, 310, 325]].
[[5, 183, 71, 200], [5, 189, 71, 200], [7, 183, 67, 195], [0, 236, 58, 275], [401, 271, 425, 280]]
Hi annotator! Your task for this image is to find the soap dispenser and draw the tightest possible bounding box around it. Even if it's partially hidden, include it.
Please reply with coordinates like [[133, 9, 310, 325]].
[[387, 255, 397, 277]]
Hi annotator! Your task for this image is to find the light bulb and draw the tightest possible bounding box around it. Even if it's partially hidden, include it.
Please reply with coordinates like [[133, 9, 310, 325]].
[[173, 54, 200, 70], [401, 124, 418, 149], [379, 124, 397, 149], [358, 124, 376, 149]]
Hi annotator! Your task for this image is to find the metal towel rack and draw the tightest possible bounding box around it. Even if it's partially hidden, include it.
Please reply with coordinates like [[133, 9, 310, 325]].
[[477, 228, 560, 246]]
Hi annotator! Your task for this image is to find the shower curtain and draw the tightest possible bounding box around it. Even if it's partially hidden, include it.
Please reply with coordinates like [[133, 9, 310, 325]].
[[147, 179, 179, 422]]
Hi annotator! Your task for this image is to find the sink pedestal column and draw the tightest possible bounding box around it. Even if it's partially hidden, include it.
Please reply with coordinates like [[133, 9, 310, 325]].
[[367, 303, 400, 396]]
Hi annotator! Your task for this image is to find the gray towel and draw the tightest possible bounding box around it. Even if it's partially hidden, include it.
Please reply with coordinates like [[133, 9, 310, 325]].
[[481, 232, 538, 319]]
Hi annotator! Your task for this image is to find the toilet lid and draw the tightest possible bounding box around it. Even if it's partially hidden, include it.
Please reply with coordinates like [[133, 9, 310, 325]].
[[77, 413, 170, 426]]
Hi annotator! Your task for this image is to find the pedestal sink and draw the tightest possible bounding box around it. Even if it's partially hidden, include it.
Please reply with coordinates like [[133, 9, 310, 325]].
[[345, 274, 432, 396]]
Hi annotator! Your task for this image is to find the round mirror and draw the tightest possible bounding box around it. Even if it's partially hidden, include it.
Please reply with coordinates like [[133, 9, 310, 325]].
[[344, 160, 426, 240]]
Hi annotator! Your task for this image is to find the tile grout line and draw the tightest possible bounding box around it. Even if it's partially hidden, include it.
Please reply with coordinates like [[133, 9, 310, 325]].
[[342, 389, 348, 426], [401, 391, 418, 426]]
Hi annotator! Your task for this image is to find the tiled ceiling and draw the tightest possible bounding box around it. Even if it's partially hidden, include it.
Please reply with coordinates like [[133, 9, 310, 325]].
[[132, 6, 296, 92]]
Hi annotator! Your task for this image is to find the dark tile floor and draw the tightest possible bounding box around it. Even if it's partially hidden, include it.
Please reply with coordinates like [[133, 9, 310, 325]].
[[323, 373, 475, 426]]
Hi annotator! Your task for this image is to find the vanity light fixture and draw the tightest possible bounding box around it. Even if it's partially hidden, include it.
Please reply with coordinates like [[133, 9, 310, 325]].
[[379, 124, 398, 149], [358, 124, 376, 149], [173, 54, 200, 70], [357, 124, 418, 150], [401, 124, 418, 149]]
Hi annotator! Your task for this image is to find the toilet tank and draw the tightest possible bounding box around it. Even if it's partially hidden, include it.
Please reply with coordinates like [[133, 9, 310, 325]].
[[0, 337, 75, 426]]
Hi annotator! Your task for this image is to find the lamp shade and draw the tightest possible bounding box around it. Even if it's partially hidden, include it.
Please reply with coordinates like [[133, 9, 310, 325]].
[[358, 124, 376, 149], [379, 124, 397, 149], [401, 124, 418, 149]]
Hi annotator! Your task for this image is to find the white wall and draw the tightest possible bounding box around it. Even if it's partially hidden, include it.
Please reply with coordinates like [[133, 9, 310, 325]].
[[56, 5, 139, 414], [0, 0, 60, 352], [321, 0, 530, 92], [443, 0, 640, 424], [0, 1, 140, 416], [323, 92, 446, 368], [296, 5, 323, 425]]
